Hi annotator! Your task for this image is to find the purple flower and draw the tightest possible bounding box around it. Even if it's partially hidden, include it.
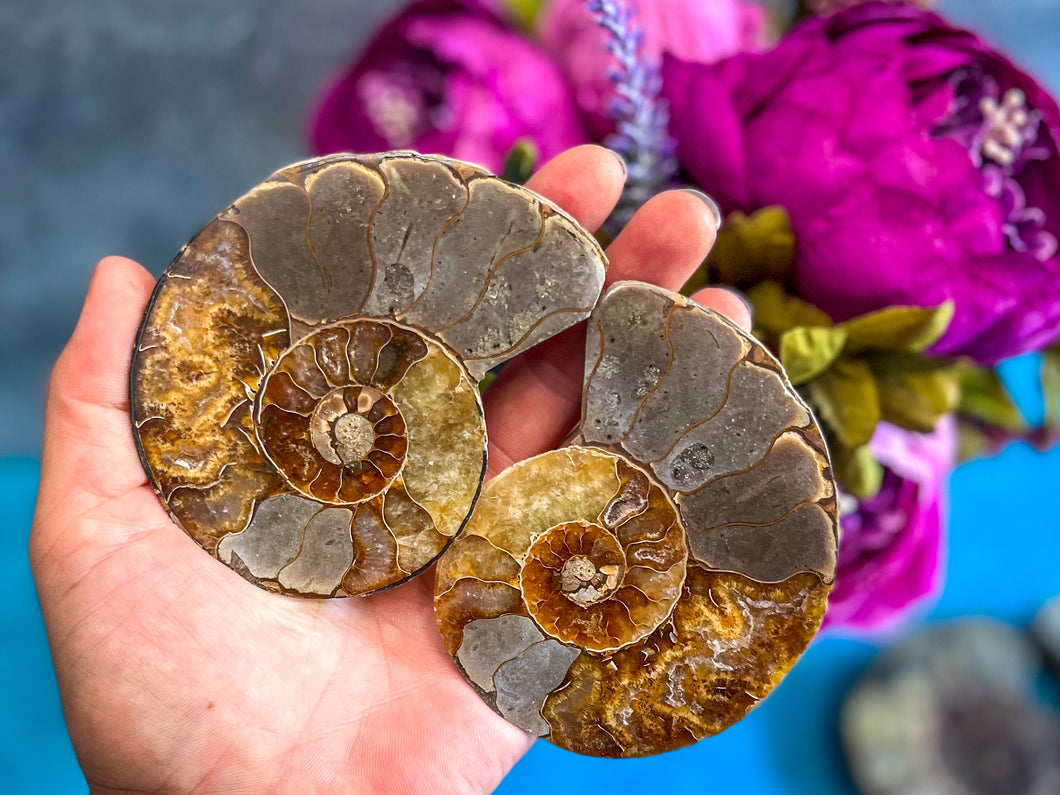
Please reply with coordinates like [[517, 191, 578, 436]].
[[663, 3, 1060, 363], [825, 417, 957, 632], [310, 0, 587, 173], [542, 0, 770, 139]]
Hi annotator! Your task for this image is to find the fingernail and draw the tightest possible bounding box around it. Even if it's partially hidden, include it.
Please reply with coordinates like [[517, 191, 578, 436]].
[[716, 286, 754, 323], [609, 149, 628, 181], [681, 189, 722, 231]]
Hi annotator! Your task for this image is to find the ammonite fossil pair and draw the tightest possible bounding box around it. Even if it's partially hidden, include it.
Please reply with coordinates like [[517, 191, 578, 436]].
[[132, 152, 838, 758]]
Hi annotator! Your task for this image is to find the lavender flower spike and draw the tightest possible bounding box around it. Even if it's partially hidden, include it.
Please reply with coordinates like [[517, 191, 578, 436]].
[[588, 0, 678, 232]]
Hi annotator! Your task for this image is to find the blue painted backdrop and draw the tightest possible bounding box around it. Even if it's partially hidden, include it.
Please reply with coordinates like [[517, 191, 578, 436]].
[[2, 1, 1058, 793]]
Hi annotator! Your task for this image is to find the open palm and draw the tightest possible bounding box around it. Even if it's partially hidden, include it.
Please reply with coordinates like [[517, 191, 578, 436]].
[[30, 145, 749, 795]]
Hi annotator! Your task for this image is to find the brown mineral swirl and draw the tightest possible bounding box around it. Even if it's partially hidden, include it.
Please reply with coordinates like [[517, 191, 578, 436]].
[[434, 281, 838, 756], [131, 152, 608, 597]]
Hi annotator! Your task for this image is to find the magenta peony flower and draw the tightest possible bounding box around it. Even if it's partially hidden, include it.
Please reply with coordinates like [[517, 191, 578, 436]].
[[663, 3, 1060, 363], [310, 0, 587, 173], [542, 0, 770, 139], [825, 417, 957, 632]]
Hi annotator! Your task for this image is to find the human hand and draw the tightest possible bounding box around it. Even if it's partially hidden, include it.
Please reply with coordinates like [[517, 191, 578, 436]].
[[30, 145, 751, 795]]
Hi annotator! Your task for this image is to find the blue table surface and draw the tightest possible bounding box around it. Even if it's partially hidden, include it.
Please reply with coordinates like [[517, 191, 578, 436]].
[[4, 355, 1058, 794]]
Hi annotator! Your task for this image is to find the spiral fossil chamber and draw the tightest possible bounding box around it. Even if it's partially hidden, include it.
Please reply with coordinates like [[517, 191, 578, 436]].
[[434, 282, 839, 757], [130, 152, 608, 597]]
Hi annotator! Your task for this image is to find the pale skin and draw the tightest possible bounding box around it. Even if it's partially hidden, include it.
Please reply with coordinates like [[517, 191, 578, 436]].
[[30, 145, 751, 795]]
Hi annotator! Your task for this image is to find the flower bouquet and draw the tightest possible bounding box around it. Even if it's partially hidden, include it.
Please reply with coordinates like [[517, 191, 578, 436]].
[[309, 0, 1060, 632]]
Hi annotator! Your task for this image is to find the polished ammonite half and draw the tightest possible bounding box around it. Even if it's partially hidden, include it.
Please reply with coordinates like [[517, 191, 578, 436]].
[[434, 281, 839, 757], [131, 152, 607, 597]]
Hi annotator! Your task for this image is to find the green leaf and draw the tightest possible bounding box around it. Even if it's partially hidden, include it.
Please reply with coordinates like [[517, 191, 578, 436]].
[[806, 357, 880, 448], [502, 0, 547, 31], [478, 371, 497, 394], [873, 354, 960, 433], [956, 419, 994, 462], [1042, 345, 1060, 427], [692, 206, 796, 292], [748, 281, 833, 350], [833, 443, 884, 500], [840, 301, 955, 354], [956, 363, 1025, 432], [500, 139, 538, 185], [779, 327, 848, 385]]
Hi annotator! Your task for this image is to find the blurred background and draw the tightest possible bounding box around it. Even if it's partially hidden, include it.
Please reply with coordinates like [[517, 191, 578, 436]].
[[2, 0, 1059, 792]]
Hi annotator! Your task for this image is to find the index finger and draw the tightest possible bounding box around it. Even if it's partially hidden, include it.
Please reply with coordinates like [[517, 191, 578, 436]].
[[524, 144, 627, 232]]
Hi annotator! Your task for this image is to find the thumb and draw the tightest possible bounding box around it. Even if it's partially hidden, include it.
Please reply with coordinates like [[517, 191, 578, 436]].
[[34, 258, 157, 536], [31, 258, 223, 608], [50, 257, 156, 412]]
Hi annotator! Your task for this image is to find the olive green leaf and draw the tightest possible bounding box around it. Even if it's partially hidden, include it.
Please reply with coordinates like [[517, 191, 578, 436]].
[[956, 419, 998, 462], [503, 0, 547, 31], [833, 443, 884, 500], [806, 357, 880, 448], [749, 281, 834, 350], [780, 326, 848, 385], [957, 420, 985, 462], [873, 354, 960, 433], [840, 301, 955, 354], [1042, 345, 1060, 427], [687, 206, 795, 294], [956, 363, 1025, 432], [500, 139, 538, 185]]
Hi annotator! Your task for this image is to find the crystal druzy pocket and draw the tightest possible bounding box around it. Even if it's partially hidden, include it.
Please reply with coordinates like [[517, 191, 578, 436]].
[[434, 282, 839, 757], [131, 152, 607, 598]]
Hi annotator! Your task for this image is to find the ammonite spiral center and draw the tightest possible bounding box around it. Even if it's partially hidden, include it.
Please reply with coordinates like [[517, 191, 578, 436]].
[[544, 523, 625, 607], [308, 386, 404, 475], [510, 450, 688, 655], [256, 322, 412, 506]]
